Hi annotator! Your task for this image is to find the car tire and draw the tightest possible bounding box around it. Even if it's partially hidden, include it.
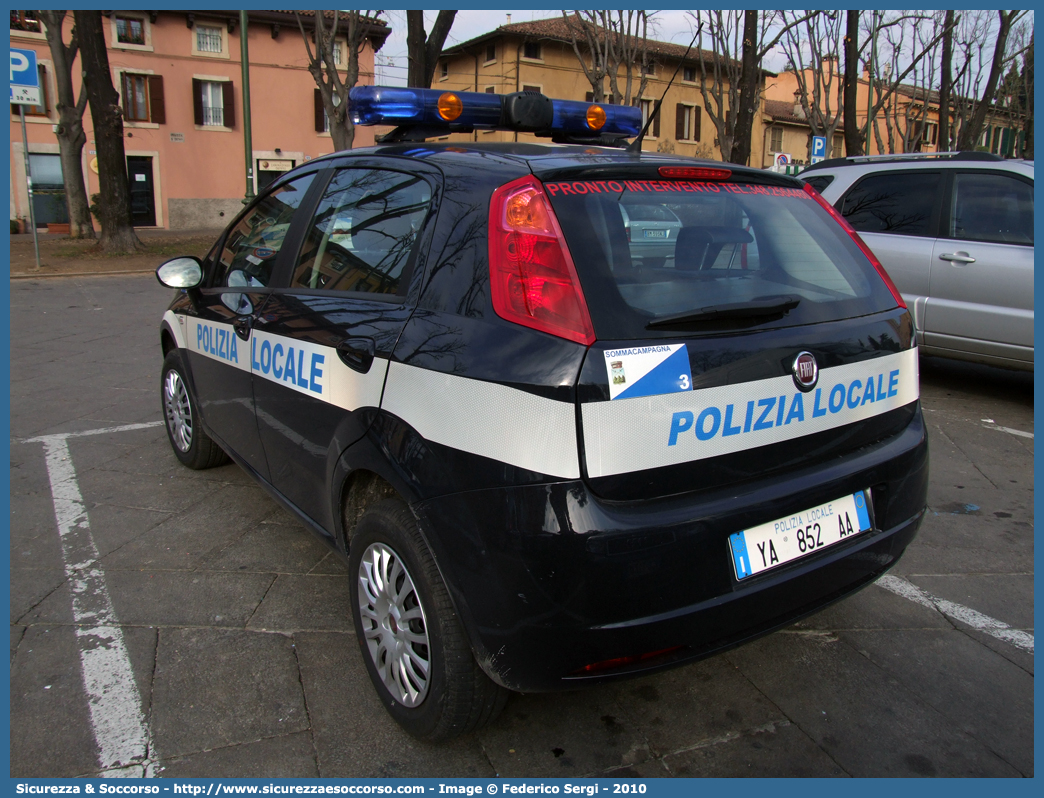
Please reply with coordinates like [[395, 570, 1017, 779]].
[[349, 498, 509, 741], [161, 349, 229, 470]]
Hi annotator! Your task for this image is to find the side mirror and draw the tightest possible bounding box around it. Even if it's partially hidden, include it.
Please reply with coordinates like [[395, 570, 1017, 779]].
[[156, 256, 203, 289]]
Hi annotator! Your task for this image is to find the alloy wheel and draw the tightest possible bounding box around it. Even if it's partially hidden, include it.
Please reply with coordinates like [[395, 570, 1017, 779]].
[[163, 370, 193, 452], [357, 542, 431, 707]]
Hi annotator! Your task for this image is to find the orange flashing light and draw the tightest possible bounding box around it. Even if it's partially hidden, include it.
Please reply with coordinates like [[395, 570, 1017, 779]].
[[437, 92, 463, 121], [586, 105, 607, 131]]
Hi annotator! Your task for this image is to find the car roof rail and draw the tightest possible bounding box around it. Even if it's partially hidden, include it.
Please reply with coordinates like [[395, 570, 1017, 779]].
[[802, 151, 1004, 172]]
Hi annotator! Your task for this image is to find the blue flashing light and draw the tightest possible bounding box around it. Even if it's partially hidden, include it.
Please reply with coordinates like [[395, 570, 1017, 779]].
[[350, 86, 502, 128], [551, 99, 643, 137]]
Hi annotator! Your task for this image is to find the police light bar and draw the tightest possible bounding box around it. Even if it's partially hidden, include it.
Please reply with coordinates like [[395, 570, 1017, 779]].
[[550, 99, 641, 138], [349, 86, 643, 141], [350, 86, 502, 128]]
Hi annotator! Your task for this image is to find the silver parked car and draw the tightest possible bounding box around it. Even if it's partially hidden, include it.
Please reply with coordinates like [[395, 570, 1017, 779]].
[[801, 153, 1033, 370], [620, 202, 683, 267]]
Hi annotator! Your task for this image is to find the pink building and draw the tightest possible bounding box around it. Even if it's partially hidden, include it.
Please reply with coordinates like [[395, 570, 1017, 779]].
[[10, 10, 389, 230]]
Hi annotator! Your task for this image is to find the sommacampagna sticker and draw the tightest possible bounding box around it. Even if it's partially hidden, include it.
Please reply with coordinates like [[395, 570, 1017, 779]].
[[604, 344, 693, 400]]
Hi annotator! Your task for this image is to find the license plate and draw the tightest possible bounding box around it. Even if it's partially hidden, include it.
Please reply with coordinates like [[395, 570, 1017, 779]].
[[644, 229, 667, 238], [729, 491, 872, 580]]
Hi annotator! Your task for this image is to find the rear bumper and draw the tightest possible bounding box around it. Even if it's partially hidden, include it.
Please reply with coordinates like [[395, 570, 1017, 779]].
[[413, 405, 928, 692]]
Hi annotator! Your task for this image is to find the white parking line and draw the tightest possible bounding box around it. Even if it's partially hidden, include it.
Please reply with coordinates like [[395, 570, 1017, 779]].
[[980, 419, 1034, 439], [26, 423, 161, 774], [877, 575, 1034, 654]]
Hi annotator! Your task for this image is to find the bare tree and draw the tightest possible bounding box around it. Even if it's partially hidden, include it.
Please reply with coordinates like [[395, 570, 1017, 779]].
[[688, 10, 816, 164], [778, 11, 846, 152], [73, 10, 141, 253], [561, 12, 613, 102], [842, 11, 864, 155], [38, 10, 94, 239], [956, 10, 1028, 151], [1021, 33, 1033, 158], [561, 11, 652, 106], [937, 10, 956, 152], [297, 10, 382, 152], [874, 15, 944, 154], [406, 10, 456, 88], [606, 11, 651, 106]]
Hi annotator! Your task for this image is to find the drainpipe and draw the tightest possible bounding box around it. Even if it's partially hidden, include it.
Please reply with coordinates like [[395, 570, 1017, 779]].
[[514, 42, 521, 142], [240, 10, 255, 202], [474, 49, 479, 141]]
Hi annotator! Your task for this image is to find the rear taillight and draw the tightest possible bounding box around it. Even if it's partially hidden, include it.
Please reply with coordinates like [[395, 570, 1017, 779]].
[[803, 182, 907, 309], [488, 175, 596, 345]]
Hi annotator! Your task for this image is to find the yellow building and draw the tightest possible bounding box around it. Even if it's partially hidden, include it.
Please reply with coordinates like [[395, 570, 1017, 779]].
[[763, 62, 1026, 163], [434, 15, 773, 166]]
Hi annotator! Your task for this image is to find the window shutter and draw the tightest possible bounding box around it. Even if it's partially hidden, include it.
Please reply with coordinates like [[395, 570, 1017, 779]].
[[675, 104, 685, 140], [222, 81, 235, 128], [694, 106, 701, 142], [192, 78, 203, 125], [122, 72, 131, 121], [148, 75, 165, 124], [653, 104, 660, 138], [314, 89, 325, 132], [38, 65, 48, 114]]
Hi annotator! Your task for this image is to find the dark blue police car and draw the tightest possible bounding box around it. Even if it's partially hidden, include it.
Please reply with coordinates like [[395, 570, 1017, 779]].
[[156, 87, 928, 741]]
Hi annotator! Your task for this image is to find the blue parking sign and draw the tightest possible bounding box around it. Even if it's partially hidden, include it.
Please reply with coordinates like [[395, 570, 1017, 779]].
[[11, 47, 40, 104], [811, 135, 827, 158]]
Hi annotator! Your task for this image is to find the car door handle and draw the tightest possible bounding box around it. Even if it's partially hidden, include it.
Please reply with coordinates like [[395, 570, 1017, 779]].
[[939, 252, 976, 264], [336, 337, 375, 374], [233, 317, 253, 340]]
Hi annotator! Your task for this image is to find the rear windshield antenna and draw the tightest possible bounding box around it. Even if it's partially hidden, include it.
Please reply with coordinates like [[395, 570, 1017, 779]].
[[628, 24, 702, 155]]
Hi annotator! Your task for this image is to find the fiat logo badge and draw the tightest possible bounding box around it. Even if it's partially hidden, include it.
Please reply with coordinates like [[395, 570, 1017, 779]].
[[792, 352, 818, 392]]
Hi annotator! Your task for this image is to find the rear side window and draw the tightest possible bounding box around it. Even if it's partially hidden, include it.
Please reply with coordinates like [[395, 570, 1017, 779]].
[[950, 172, 1033, 245], [840, 171, 940, 237], [545, 178, 899, 339], [801, 174, 834, 193], [291, 168, 432, 294]]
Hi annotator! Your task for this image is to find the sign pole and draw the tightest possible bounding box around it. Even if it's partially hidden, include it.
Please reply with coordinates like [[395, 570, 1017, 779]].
[[19, 103, 41, 271]]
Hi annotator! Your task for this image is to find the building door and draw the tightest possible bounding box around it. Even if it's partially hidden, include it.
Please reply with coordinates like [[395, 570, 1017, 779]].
[[126, 156, 156, 226], [28, 154, 68, 227]]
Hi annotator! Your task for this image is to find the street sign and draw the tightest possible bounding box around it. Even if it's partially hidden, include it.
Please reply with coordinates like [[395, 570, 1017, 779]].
[[774, 152, 792, 168], [10, 47, 40, 105], [811, 135, 827, 160]]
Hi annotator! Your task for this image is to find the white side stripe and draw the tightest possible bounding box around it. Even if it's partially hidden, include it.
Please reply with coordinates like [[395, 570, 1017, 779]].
[[34, 432, 152, 773], [182, 318, 388, 413], [877, 575, 1034, 654], [382, 362, 580, 479]]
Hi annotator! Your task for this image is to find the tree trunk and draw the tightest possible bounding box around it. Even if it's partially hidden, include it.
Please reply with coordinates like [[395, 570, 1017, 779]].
[[74, 10, 141, 253], [957, 10, 1015, 151], [843, 10, 863, 156], [40, 10, 94, 239], [406, 10, 457, 87], [727, 10, 760, 165], [1022, 34, 1033, 159], [937, 10, 954, 152]]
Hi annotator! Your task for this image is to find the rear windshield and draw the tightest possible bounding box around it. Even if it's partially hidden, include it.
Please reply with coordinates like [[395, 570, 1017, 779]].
[[545, 178, 898, 339]]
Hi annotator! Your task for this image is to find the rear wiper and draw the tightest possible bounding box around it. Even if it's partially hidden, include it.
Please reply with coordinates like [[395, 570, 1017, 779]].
[[646, 295, 801, 329]]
